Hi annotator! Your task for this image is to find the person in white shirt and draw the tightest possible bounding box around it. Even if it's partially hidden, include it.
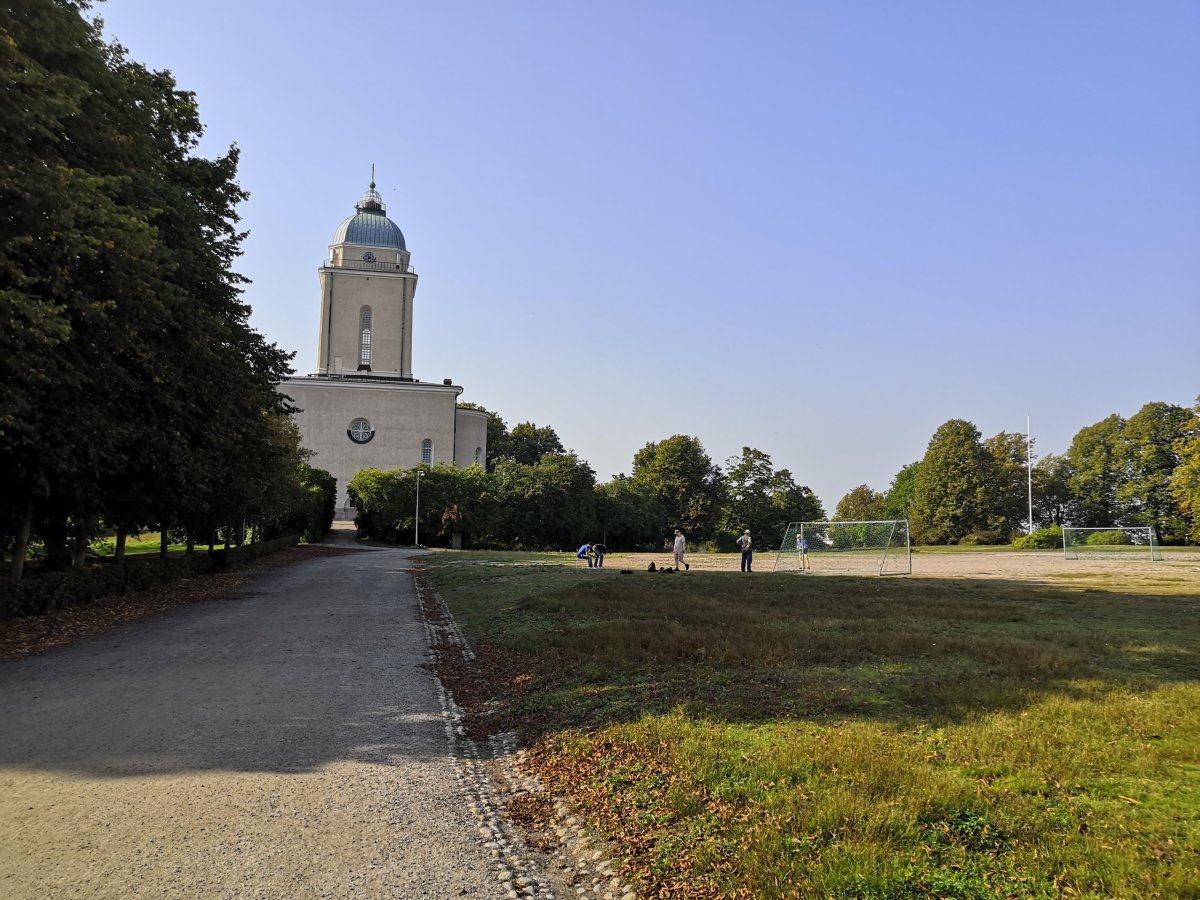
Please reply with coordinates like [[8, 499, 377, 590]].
[[736, 529, 753, 572], [673, 529, 689, 571]]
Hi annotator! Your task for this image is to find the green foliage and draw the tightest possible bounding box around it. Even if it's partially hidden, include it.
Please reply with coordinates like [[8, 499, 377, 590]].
[[1085, 529, 1129, 546], [909, 420, 1003, 544], [1170, 395, 1200, 542], [0, 535, 297, 619], [883, 461, 920, 520], [983, 431, 1030, 535], [350, 456, 596, 550], [1066, 414, 1127, 528], [1118, 401, 1190, 542], [260, 461, 335, 542], [1031, 453, 1074, 527], [957, 529, 1007, 546], [595, 476, 664, 549], [719, 448, 824, 551], [834, 484, 886, 522], [1012, 525, 1062, 549], [348, 468, 420, 544], [505, 422, 566, 466], [631, 435, 724, 541], [0, 0, 301, 579], [486, 453, 597, 549]]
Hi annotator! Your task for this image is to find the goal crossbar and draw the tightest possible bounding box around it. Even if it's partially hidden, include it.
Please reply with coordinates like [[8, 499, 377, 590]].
[[773, 520, 912, 576]]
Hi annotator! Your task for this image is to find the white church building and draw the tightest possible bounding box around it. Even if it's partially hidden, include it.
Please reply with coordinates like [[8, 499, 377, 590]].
[[279, 177, 488, 518]]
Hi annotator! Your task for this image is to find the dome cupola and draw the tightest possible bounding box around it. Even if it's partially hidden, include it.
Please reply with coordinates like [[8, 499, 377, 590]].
[[332, 171, 407, 251]]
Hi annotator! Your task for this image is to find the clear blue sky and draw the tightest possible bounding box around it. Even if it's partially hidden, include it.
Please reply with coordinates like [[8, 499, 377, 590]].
[[97, 0, 1199, 511]]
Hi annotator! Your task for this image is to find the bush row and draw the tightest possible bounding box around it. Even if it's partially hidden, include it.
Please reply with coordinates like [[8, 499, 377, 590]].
[[0, 536, 298, 619]]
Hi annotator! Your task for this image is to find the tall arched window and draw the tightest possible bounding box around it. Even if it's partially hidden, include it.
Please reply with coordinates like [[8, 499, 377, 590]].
[[422, 439, 433, 465], [475, 447, 483, 466], [359, 306, 373, 369]]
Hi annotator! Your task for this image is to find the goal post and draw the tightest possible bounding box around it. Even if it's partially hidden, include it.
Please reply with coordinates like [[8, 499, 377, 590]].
[[773, 520, 912, 576], [1062, 526, 1162, 561]]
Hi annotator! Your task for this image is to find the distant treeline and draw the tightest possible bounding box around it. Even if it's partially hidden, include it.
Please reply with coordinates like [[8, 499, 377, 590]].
[[835, 402, 1200, 545], [355, 399, 1200, 551], [352, 416, 824, 551]]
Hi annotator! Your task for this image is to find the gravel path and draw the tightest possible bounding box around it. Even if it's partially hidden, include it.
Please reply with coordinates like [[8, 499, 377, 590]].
[[0, 537, 520, 899]]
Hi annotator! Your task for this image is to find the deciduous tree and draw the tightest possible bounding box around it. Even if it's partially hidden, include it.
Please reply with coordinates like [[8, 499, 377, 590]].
[[835, 485, 886, 522], [909, 419, 1003, 544], [631, 435, 724, 540], [1066, 414, 1127, 527], [1170, 396, 1200, 543], [1119, 401, 1190, 541], [883, 462, 920, 520], [506, 422, 566, 466], [984, 431, 1031, 536]]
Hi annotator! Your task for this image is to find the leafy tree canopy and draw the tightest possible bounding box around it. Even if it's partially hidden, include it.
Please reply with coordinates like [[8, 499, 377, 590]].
[[883, 461, 920, 520], [1170, 395, 1200, 543], [910, 419, 1003, 544], [835, 485, 886, 522], [631, 435, 724, 540]]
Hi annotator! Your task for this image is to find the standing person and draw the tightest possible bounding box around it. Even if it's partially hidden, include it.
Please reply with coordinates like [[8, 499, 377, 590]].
[[592, 541, 608, 567], [577, 542, 594, 568], [736, 529, 753, 572], [796, 533, 809, 572], [673, 530, 689, 571]]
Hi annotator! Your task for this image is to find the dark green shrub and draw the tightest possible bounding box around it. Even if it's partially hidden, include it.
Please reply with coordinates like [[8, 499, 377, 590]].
[[958, 529, 1006, 546], [1012, 525, 1063, 550], [1, 535, 298, 619]]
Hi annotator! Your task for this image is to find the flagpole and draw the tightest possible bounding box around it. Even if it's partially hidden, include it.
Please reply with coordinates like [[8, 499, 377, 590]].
[[1027, 415, 1034, 535]]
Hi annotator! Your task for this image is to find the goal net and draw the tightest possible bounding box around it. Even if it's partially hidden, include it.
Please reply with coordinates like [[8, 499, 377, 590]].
[[773, 520, 912, 575], [1062, 526, 1162, 561]]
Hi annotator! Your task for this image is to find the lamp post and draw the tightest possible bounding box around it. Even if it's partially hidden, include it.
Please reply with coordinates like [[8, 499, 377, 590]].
[[414, 469, 424, 547]]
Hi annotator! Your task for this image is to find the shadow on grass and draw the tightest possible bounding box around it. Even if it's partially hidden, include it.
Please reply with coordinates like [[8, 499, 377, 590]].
[[426, 564, 1200, 736]]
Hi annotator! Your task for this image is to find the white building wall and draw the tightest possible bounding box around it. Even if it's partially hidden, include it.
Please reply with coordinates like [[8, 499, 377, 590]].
[[280, 378, 461, 513], [454, 408, 489, 468]]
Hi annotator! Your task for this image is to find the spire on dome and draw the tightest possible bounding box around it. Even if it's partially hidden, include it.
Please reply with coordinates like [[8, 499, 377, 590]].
[[358, 164, 385, 212]]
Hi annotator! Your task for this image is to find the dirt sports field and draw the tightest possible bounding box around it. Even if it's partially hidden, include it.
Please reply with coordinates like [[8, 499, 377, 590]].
[[609, 547, 1200, 582]]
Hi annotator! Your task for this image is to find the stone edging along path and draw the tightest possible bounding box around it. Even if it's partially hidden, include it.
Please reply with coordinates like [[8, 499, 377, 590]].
[[415, 571, 639, 900]]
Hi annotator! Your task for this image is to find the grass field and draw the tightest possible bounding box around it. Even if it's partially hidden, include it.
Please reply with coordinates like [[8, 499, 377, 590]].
[[424, 551, 1200, 899]]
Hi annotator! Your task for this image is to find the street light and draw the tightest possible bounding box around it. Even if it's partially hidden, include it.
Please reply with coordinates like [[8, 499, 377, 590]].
[[414, 469, 424, 547]]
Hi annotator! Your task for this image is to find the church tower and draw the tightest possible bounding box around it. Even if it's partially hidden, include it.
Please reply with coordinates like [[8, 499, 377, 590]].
[[316, 174, 417, 378], [278, 171, 489, 520]]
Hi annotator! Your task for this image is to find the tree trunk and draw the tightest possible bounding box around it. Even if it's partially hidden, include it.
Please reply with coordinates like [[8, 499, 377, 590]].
[[11, 500, 34, 582], [115, 527, 128, 564], [70, 516, 92, 569], [160, 528, 168, 559], [43, 514, 71, 571], [186, 530, 195, 554]]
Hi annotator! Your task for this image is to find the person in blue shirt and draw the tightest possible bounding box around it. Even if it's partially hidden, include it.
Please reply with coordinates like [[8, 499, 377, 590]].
[[796, 533, 810, 572], [577, 542, 594, 567]]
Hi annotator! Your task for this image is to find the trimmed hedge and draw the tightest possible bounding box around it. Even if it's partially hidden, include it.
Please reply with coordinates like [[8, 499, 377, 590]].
[[0, 535, 299, 619]]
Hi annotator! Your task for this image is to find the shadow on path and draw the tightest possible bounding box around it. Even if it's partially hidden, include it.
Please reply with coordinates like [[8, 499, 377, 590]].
[[0, 543, 447, 778]]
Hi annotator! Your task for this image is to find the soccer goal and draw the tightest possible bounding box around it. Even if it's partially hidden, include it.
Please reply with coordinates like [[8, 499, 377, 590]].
[[1062, 526, 1163, 561], [773, 520, 912, 576]]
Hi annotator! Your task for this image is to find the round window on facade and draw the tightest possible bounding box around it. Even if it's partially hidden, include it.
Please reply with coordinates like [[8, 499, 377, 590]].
[[348, 418, 375, 444]]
